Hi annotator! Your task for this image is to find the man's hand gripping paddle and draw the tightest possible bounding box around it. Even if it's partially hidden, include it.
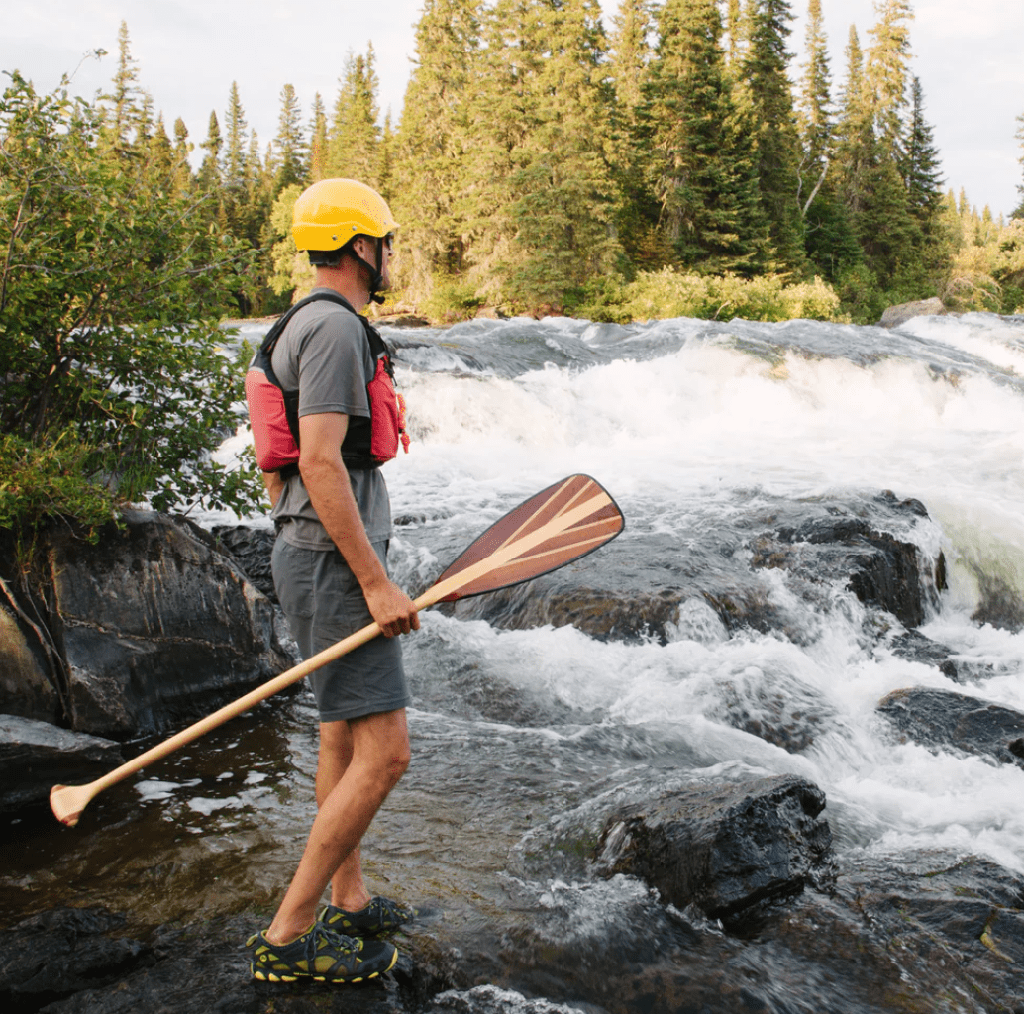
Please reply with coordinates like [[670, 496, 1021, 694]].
[[50, 474, 624, 827]]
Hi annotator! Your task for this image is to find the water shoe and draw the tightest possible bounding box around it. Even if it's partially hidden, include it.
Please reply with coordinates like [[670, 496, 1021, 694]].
[[247, 922, 397, 983], [319, 896, 416, 935]]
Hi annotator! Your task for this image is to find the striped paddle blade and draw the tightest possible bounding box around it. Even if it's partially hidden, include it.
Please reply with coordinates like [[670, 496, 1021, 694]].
[[429, 474, 624, 604]]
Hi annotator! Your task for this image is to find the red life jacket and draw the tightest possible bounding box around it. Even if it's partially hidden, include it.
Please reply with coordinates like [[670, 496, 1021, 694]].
[[245, 291, 410, 477]]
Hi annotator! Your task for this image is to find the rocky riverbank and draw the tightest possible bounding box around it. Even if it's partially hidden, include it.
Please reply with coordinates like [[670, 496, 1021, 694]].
[[3, 489, 1024, 1013]]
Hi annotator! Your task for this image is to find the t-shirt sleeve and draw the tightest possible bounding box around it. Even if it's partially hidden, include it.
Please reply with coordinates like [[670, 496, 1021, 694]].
[[294, 309, 370, 419]]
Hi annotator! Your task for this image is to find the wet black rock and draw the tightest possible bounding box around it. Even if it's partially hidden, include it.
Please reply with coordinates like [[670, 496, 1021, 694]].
[[500, 849, 1024, 1014], [770, 852, 1024, 1014], [877, 686, 1024, 768], [0, 907, 150, 1013], [594, 775, 835, 928], [424, 490, 944, 646], [972, 570, 1024, 632], [212, 524, 278, 603], [751, 491, 943, 629], [0, 512, 292, 741], [24, 912, 454, 1014], [0, 714, 122, 811], [34, 511, 290, 739]]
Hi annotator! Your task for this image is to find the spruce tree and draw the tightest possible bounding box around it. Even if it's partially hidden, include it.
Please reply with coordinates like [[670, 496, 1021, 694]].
[[196, 111, 222, 194], [902, 76, 944, 228], [309, 92, 328, 182], [223, 82, 249, 201], [644, 0, 766, 273], [393, 0, 481, 292], [148, 113, 174, 178], [326, 47, 382, 187], [609, 0, 658, 267], [832, 25, 872, 218], [101, 20, 142, 152], [274, 83, 307, 193], [503, 0, 622, 307], [797, 1, 860, 280], [741, 0, 804, 270], [864, 0, 914, 159], [610, 0, 652, 118], [171, 117, 193, 195], [797, 0, 831, 204]]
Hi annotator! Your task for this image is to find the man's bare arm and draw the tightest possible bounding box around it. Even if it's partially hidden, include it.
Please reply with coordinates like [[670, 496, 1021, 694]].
[[298, 411, 419, 637], [262, 470, 285, 508]]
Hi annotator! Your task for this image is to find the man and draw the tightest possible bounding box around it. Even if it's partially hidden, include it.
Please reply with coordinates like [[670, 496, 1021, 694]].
[[247, 178, 419, 984]]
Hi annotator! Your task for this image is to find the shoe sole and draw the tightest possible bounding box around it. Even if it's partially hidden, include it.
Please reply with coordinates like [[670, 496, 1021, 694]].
[[250, 945, 398, 984]]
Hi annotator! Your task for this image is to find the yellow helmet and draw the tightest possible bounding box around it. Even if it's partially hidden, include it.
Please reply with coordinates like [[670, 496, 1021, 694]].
[[292, 178, 398, 252]]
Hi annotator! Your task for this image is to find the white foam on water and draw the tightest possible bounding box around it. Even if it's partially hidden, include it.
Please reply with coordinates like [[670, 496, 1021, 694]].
[[202, 312, 1024, 870]]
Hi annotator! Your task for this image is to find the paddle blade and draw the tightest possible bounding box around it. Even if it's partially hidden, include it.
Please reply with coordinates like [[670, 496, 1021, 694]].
[[434, 474, 624, 602]]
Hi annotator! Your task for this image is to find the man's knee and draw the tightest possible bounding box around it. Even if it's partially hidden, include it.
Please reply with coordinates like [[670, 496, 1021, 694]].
[[352, 710, 410, 792]]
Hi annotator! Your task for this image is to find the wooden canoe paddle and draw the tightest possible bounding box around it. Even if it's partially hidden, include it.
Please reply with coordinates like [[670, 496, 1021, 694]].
[[50, 474, 624, 827]]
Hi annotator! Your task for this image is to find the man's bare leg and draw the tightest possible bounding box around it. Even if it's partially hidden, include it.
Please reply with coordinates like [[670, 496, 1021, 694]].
[[316, 720, 372, 911], [266, 708, 410, 945]]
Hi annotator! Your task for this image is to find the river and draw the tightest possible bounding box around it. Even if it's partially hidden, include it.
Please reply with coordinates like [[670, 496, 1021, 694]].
[[4, 310, 1024, 1012]]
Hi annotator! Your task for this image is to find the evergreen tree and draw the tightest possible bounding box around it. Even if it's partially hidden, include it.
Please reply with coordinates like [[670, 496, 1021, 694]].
[[901, 75, 944, 227], [503, 0, 622, 306], [196, 111, 222, 194], [274, 83, 307, 193], [101, 20, 142, 152], [458, 0, 622, 308], [610, 0, 652, 118], [609, 0, 658, 267], [796, 0, 831, 207], [832, 25, 872, 218], [796, 1, 860, 280], [393, 0, 481, 293], [171, 117, 193, 195], [864, 0, 914, 159], [309, 92, 328, 182], [741, 0, 804, 270], [148, 113, 174, 178], [223, 82, 249, 200], [726, 0, 747, 64], [326, 47, 381, 187], [644, 0, 766, 272]]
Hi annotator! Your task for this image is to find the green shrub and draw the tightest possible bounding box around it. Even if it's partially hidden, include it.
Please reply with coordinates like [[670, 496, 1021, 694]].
[[0, 71, 259, 531], [421, 273, 484, 324], [569, 270, 843, 324]]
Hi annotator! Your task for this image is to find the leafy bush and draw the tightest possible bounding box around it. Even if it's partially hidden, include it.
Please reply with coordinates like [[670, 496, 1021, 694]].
[[570, 270, 843, 324], [0, 71, 259, 533], [421, 272, 484, 324]]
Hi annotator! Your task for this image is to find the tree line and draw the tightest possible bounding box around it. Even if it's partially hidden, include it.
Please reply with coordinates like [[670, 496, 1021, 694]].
[[2, 1, 1023, 535], [18, 2, 1022, 325]]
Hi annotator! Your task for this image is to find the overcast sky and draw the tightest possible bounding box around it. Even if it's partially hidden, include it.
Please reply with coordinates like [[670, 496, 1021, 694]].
[[2, 1, 1022, 217]]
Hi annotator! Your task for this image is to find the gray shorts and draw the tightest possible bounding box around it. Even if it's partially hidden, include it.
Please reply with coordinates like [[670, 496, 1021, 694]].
[[271, 538, 410, 723]]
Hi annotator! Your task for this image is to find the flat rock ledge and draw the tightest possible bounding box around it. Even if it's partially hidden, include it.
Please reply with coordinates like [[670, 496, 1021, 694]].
[[594, 774, 835, 929], [0, 715, 122, 812]]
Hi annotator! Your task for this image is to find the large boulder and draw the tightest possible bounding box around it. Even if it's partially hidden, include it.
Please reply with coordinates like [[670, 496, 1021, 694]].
[[0, 714, 122, 811], [0, 511, 292, 740], [877, 686, 1024, 768], [594, 774, 835, 928], [877, 296, 947, 329]]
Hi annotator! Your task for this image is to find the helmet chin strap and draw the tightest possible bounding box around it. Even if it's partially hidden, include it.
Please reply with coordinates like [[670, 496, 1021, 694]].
[[350, 238, 385, 305]]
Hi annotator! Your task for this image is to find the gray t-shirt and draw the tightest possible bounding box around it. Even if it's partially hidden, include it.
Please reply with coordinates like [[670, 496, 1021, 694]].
[[268, 289, 392, 550]]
